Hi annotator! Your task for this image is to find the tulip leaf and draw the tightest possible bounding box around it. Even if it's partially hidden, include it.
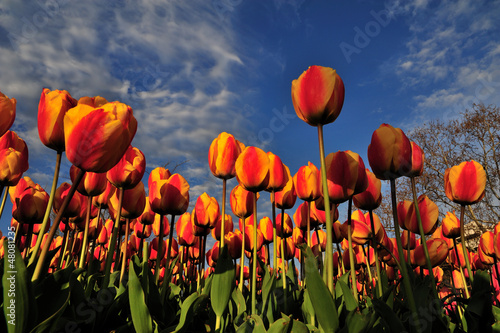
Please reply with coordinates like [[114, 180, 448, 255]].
[[338, 279, 357, 312], [174, 292, 208, 333], [210, 246, 235, 317], [304, 247, 339, 333], [236, 314, 266, 333], [128, 256, 153, 333], [267, 315, 290, 333], [3, 240, 36, 333]]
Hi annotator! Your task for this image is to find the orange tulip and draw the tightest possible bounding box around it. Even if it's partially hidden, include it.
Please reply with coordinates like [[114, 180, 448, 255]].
[[278, 237, 296, 261], [332, 220, 344, 243], [149, 173, 190, 216], [194, 192, 220, 228], [291, 65, 345, 126], [152, 214, 170, 238], [449, 243, 470, 268], [107, 145, 146, 190], [407, 142, 424, 177], [137, 198, 155, 225], [444, 160, 486, 205], [441, 211, 460, 239], [397, 200, 412, 230], [266, 152, 288, 192], [367, 124, 412, 180], [108, 181, 146, 219], [403, 195, 439, 235], [148, 167, 171, 191], [133, 220, 152, 239], [192, 211, 211, 237], [353, 169, 382, 211], [0, 91, 16, 137], [414, 238, 448, 267], [340, 217, 371, 246], [258, 216, 273, 244], [244, 225, 264, 252], [92, 181, 114, 209], [235, 146, 270, 192], [292, 227, 306, 246], [430, 226, 454, 250], [479, 231, 495, 259], [230, 184, 257, 219], [276, 212, 293, 238], [274, 165, 297, 209], [70, 165, 107, 197], [322, 150, 367, 204], [225, 230, 243, 260], [64, 100, 137, 173], [212, 214, 234, 241], [208, 132, 244, 179], [312, 229, 327, 251], [37, 88, 78, 151], [293, 162, 321, 202], [362, 211, 385, 243], [176, 212, 196, 247], [401, 230, 417, 250], [293, 202, 318, 231], [12, 183, 49, 224], [0, 131, 29, 185], [53, 182, 83, 218]]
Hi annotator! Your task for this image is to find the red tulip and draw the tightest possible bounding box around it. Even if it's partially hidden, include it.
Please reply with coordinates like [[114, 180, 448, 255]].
[[70, 165, 107, 197], [266, 152, 288, 192], [12, 183, 49, 224], [397, 200, 412, 230], [53, 182, 83, 218], [230, 185, 257, 219], [64, 100, 137, 173], [208, 132, 244, 179], [274, 165, 297, 209], [367, 124, 412, 180], [92, 181, 114, 209], [107, 145, 146, 190], [258, 216, 273, 244], [414, 238, 448, 267], [194, 192, 220, 228], [403, 195, 439, 235], [444, 160, 486, 205], [176, 212, 196, 247], [37, 88, 78, 151], [235, 146, 270, 192], [225, 230, 243, 260], [293, 162, 321, 202], [0, 131, 29, 185], [441, 211, 460, 239], [353, 169, 382, 210], [149, 173, 190, 216], [0, 91, 16, 137], [291, 65, 345, 126], [407, 141, 424, 177]]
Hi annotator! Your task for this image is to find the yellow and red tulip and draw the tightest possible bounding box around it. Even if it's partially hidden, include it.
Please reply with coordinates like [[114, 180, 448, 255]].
[[274, 165, 297, 209], [414, 238, 448, 267], [208, 132, 244, 179], [293, 162, 321, 202], [0, 131, 29, 185], [12, 183, 49, 224], [176, 212, 196, 247], [266, 152, 288, 192], [441, 211, 460, 239], [291, 65, 345, 127], [106, 145, 146, 190], [403, 195, 439, 235], [230, 185, 257, 219], [149, 173, 190, 216], [70, 165, 107, 197], [444, 160, 486, 205], [235, 146, 270, 192], [108, 181, 146, 219], [258, 216, 273, 244], [194, 192, 220, 229], [53, 182, 83, 218], [37, 88, 78, 152], [0, 91, 16, 137], [407, 141, 424, 177], [64, 100, 137, 173], [212, 214, 234, 241], [367, 124, 412, 180], [276, 212, 293, 238], [353, 169, 382, 211]]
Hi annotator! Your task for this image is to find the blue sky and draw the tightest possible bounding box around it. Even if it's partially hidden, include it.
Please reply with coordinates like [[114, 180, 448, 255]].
[[1, 0, 500, 236]]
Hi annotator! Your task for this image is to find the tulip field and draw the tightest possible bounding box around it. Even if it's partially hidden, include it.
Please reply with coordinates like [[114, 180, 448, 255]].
[[1, 65, 500, 332]]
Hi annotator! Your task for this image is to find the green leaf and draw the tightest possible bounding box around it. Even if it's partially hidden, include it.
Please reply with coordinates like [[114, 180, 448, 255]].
[[3, 240, 36, 333], [338, 279, 357, 312], [267, 315, 290, 333], [304, 246, 339, 333], [232, 287, 247, 317], [236, 314, 267, 333], [342, 311, 370, 333], [174, 292, 208, 333], [210, 247, 235, 317], [128, 255, 153, 333]]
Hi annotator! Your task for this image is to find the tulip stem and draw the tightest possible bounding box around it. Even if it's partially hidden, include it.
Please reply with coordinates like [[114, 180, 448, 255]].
[[280, 213, 288, 314], [453, 238, 470, 298], [361, 245, 373, 295], [87, 206, 101, 275], [306, 202, 311, 248], [155, 214, 165, 284], [58, 227, 69, 270], [251, 192, 258, 315], [103, 187, 124, 288], [32, 168, 84, 282], [336, 242, 345, 276], [368, 210, 383, 297], [29, 151, 62, 267], [410, 178, 440, 302], [79, 196, 93, 269], [271, 191, 278, 276], [119, 218, 130, 285], [317, 125, 334, 294], [220, 179, 226, 251], [239, 217, 246, 292], [460, 204, 474, 284], [165, 215, 176, 281], [346, 198, 358, 303], [0, 185, 7, 221], [139, 222, 146, 259], [390, 179, 421, 332]]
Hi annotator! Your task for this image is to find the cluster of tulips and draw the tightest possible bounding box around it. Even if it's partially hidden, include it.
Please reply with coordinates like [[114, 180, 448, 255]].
[[0, 65, 498, 332]]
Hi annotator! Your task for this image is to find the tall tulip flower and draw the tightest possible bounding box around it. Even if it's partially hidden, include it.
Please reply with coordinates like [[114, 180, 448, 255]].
[[403, 195, 439, 235], [445, 160, 486, 283], [12, 183, 49, 224], [194, 192, 220, 229], [442, 211, 460, 239], [293, 162, 321, 202], [70, 165, 107, 197], [107, 145, 146, 190], [414, 238, 448, 267], [0, 91, 16, 137], [230, 185, 257, 219], [235, 146, 270, 314], [353, 169, 382, 211]]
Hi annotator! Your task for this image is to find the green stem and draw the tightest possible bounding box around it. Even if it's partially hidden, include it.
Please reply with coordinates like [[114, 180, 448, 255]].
[[410, 178, 440, 302], [239, 217, 246, 292], [280, 211, 288, 314], [251, 192, 258, 315], [390, 179, 421, 332], [119, 218, 130, 285], [29, 151, 62, 266], [362, 245, 373, 296], [271, 191, 277, 275], [87, 206, 101, 276], [58, 227, 69, 270], [453, 238, 470, 298], [346, 198, 358, 303], [220, 179, 226, 250], [0, 185, 7, 221], [103, 187, 124, 287], [165, 215, 176, 283], [317, 125, 334, 294], [155, 214, 165, 284], [32, 168, 84, 281], [215, 315, 221, 332], [79, 196, 93, 269], [460, 204, 474, 284], [368, 210, 383, 297]]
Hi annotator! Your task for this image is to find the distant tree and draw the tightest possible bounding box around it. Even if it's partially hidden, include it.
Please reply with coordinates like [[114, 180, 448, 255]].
[[376, 104, 500, 234]]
